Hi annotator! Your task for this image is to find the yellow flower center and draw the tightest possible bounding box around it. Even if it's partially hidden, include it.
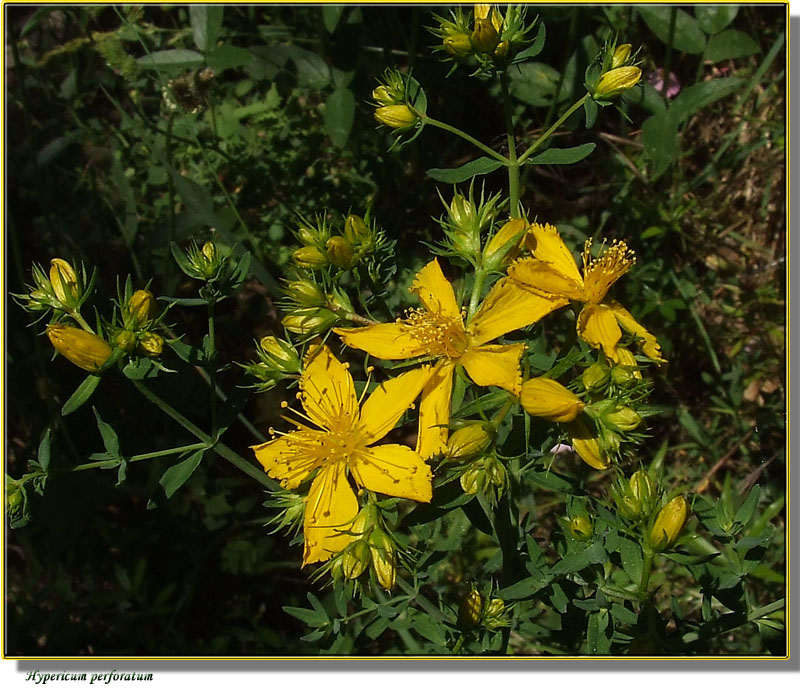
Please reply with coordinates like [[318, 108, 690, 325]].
[[581, 238, 636, 304], [404, 307, 468, 359]]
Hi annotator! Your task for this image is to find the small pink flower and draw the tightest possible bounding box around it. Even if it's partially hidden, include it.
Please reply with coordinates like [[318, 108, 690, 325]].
[[550, 443, 574, 455], [648, 70, 681, 98]]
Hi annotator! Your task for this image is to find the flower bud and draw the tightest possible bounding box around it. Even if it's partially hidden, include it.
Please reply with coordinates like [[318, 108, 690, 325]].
[[115, 330, 136, 352], [457, 589, 484, 630], [138, 332, 164, 358], [296, 226, 318, 247], [485, 598, 505, 620], [582, 362, 611, 391], [343, 214, 371, 245], [520, 377, 585, 423], [292, 246, 328, 269], [127, 289, 157, 328], [611, 43, 632, 69], [49, 259, 80, 306], [629, 469, 656, 507], [282, 308, 338, 336], [471, 18, 500, 53], [369, 530, 397, 591], [492, 40, 509, 61], [566, 418, 610, 470], [342, 539, 372, 580], [285, 280, 326, 307], [593, 66, 642, 99], [445, 422, 494, 460], [372, 85, 395, 106], [610, 364, 637, 386], [326, 235, 356, 269], [483, 219, 526, 270], [443, 31, 473, 57], [201, 241, 218, 264], [649, 496, 689, 551], [374, 104, 417, 130], [46, 324, 112, 373], [6, 480, 24, 514], [259, 336, 301, 373], [460, 464, 485, 495], [604, 406, 642, 432], [569, 516, 593, 541]]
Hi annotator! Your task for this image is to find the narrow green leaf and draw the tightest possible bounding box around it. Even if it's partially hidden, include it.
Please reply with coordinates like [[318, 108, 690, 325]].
[[527, 143, 596, 166], [583, 96, 598, 128], [324, 88, 355, 148], [282, 606, 329, 628], [93, 407, 120, 457], [734, 484, 761, 527], [513, 21, 546, 61], [61, 374, 102, 416], [427, 157, 504, 184], [705, 30, 760, 62], [190, 5, 224, 52], [37, 428, 53, 472], [137, 49, 205, 71], [159, 449, 205, 498]]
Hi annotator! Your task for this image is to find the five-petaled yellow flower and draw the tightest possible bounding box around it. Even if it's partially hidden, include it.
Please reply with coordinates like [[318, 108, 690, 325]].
[[335, 258, 561, 458], [251, 344, 432, 565], [507, 223, 665, 366]]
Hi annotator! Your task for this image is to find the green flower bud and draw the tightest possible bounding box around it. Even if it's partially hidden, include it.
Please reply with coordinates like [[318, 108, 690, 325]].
[[115, 330, 136, 352], [285, 280, 326, 307], [49, 258, 80, 306], [471, 17, 500, 53], [343, 214, 371, 245], [604, 406, 642, 432], [457, 589, 484, 630], [610, 365, 637, 387], [569, 515, 593, 541], [593, 66, 642, 99], [445, 422, 494, 460], [372, 85, 395, 106], [292, 246, 328, 269], [612, 44, 632, 68], [282, 308, 338, 336], [483, 218, 526, 270], [326, 235, 356, 269], [649, 496, 689, 551], [443, 31, 473, 57], [138, 331, 164, 358], [374, 104, 418, 130], [583, 362, 611, 391], [460, 464, 485, 495], [369, 530, 396, 591], [342, 539, 372, 580], [259, 336, 301, 373], [126, 289, 157, 329]]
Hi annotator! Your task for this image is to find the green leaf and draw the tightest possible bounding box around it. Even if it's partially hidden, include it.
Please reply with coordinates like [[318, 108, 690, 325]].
[[190, 5, 224, 52], [734, 484, 760, 527], [137, 49, 205, 71], [61, 375, 102, 416], [583, 97, 598, 128], [286, 46, 330, 89], [674, 404, 711, 447], [510, 62, 564, 106], [93, 407, 120, 458], [618, 537, 643, 585], [167, 167, 220, 228], [322, 5, 345, 33], [122, 358, 160, 380], [513, 22, 546, 61], [527, 143, 596, 166], [427, 157, 504, 183], [159, 449, 205, 498], [324, 88, 355, 148], [663, 549, 721, 566], [585, 610, 612, 654], [611, 603, 638, 626], [638, 7, 707, 54], [206, 45, 254, 73], [37, 428, 52, 472], [705, 30, 760, 62], [283, 605, 329, 629], [669, 78, 746, 124], [695, 5, 739, 34], [641, 111, 679, 178], [411, 612, 447, 647], [496, 575, 550, 601]]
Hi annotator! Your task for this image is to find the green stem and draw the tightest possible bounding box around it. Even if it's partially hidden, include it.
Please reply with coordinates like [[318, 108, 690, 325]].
[[518, 94, 589, 165], [466, 268, 487, 322], [500, 71, 520, 217], [639, 546, 654, 600], [69, 310, 95, 334], [420, 113, 509, 164], [452, 633, 466, 655], [207, 297, 218, 441], [129, 379, 277, 490]]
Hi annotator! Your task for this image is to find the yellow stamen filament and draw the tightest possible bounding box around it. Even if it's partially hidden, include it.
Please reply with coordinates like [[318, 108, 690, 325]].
[[581, 238, 636, 304], [404, 307, 468, 359]]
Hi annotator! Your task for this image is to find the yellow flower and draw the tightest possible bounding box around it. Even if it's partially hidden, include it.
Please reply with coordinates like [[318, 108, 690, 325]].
[[507, 223, 665, 365], [335, 259, 562, 458], [251, 344, 432, 565], [46, 324, 112, 373]]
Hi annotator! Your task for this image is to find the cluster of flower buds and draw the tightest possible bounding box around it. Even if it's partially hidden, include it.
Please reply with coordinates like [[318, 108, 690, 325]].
[[172, 240, 250, 300], [108, 288, 165, 359], [459, 454, 507, 505], [15, 258, 93, 316], [442, 420, 507, 503], [586, 40, 642, 101], [457, 588, 510, 631], [327, 503, 400, 591], [610, 469, 658, 522], [582, 358, 641, 394], [372, 69, 419, 132], [242, 335, 302, 392], [437, 187, 502, 265], [431, 5, 535, 69], [291, 213, 379, 273]]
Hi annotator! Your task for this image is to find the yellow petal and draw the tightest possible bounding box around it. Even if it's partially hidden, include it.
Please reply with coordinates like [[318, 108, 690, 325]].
[[411, 259, 461, 320], [567, 418, 610, 470], [614, 346, 643, 379], [300, 344, 359, 429], [358, 366, 432, 444], [459, 342, 524, 395], [606, 299, 667, 363], [303, 463, 359, 565], [469, 277, 568, 345], [334, 322, 427, 360], [416, 361, 455, 459], [577, 303, 622, 359], [520, 377, 584, 422], [251, 431, 321, 489], [507, 258, 585, 301], [350, 444, 432, 502], [525, 223, 584, 286]]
